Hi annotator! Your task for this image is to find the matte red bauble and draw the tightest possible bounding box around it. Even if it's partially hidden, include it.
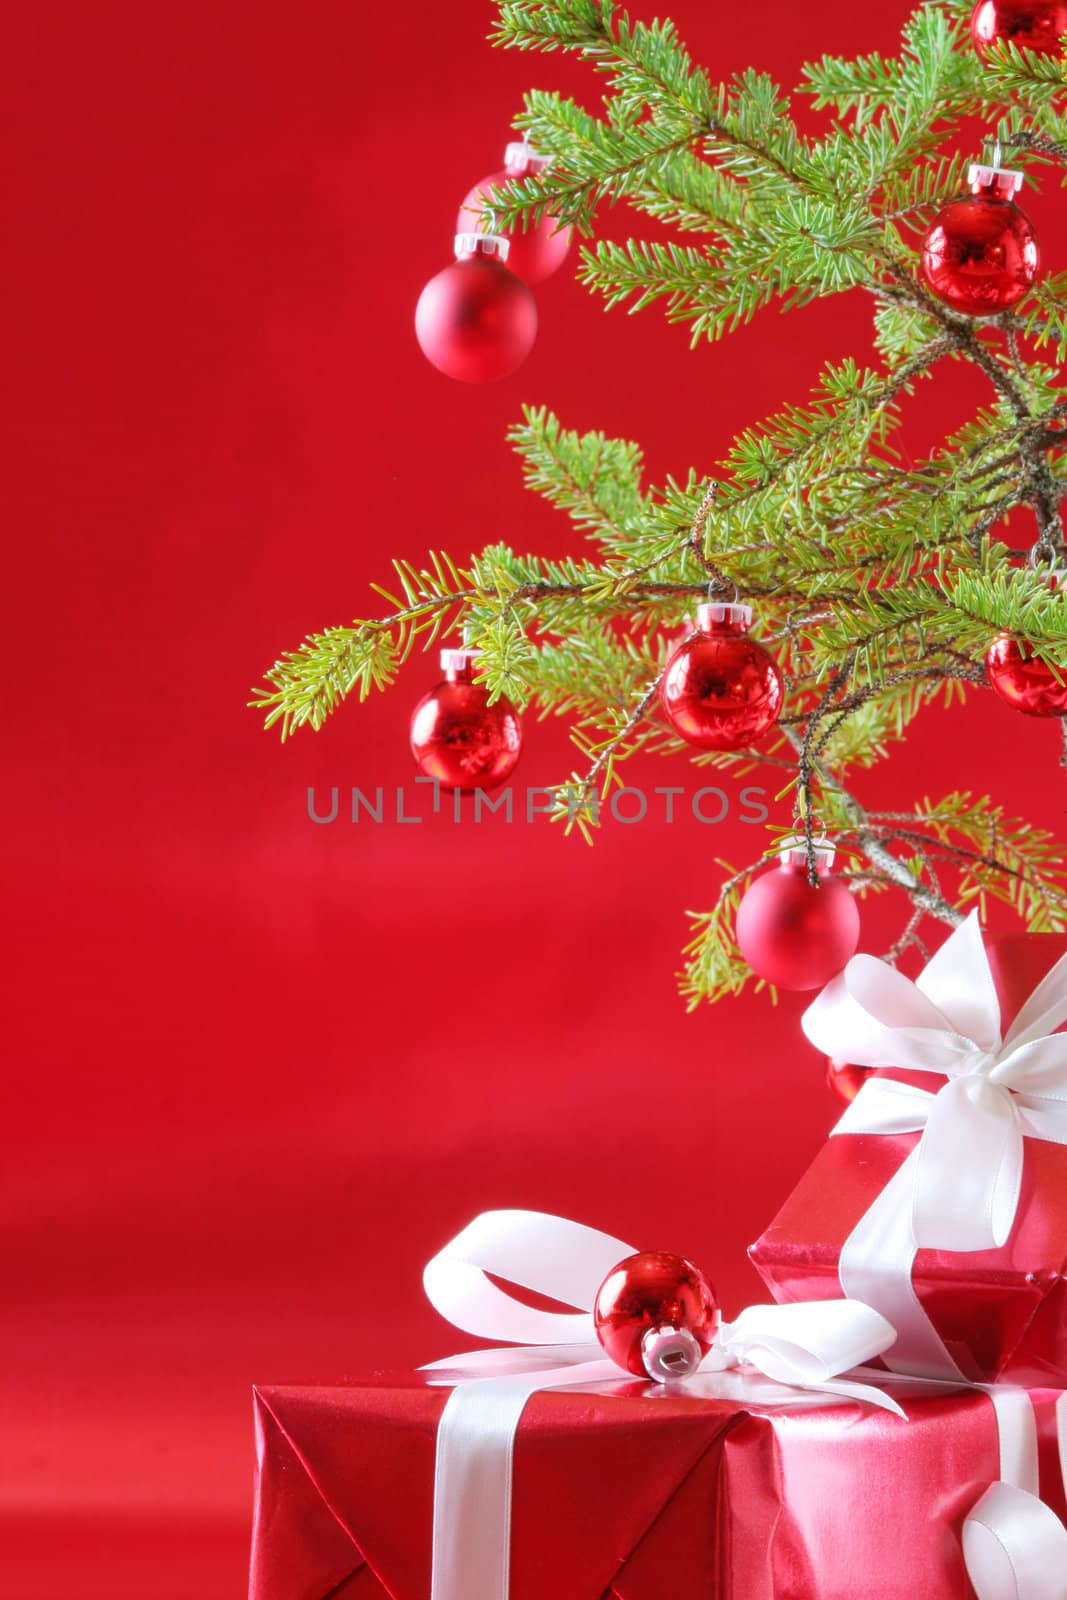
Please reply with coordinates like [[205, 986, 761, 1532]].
[[736, 839, 861, 992], [971, 0, 1067, 57], [921, 162, 1041, 317], [593, 1250, 720, 1381], [986, 634, 1067, 716], [409, 648, 522, 790], [457, 140, 572, 286], [414, 234, 537, 382], [661, 601, 784, 751], [826, 1056, 870, 1105]]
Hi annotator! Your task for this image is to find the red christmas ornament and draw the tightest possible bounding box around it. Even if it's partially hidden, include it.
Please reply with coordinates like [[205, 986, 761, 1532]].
[[414, 234, 537, 383], [660, 601, 784, 751], [826, 1056, 870, 1105], [971, 0, 1067, 57], [736, 838, 861, 992], [593, 1250, 720, 1381], [409, 647, 522, 790], [457, 139, 572, 286], [986, 633, 1067, 715], [921, 160, 1041, 317]]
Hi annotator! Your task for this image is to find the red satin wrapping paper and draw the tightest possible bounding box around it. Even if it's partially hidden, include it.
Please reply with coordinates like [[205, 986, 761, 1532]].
[[751, 933, 1067, 1384], [248, 1372, 1063, 1600]]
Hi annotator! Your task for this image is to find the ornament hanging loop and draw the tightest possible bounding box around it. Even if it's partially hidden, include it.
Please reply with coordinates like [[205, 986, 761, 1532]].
[[688, 479, 739, 600], [706, 576, 740, 603], [1029, 537, 1065, 577], [690, 480, 718, 546], [792, 789, 823, 888]]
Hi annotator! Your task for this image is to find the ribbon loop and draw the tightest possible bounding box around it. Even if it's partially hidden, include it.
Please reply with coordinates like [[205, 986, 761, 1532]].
[[915, 909, 1001, 1051], [718, 1298, 895, 1371], [708, 1299, 905, 1416], [963, 1482, 1067, 1600], [423, 1209, 633, 1347], [911, 1076, 1023, 1251]]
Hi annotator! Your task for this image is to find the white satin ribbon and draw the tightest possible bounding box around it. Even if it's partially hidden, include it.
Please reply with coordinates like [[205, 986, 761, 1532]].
[[962, 1388, 1067, 1600], [421, 1209, 903, 1600], [803, 912, 1067, 1375]]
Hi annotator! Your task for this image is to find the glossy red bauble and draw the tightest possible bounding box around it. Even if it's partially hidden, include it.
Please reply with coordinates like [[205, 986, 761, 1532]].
[[826, 1056, 870, 1105], [593, 1250, 720, 1381], [409, 648, 522, 790], [986, 633, 1067, 716], [921, 164, 1041, 317], [414, 235, 537, 383], [971, 0, 1067, 56], [736, 841, 861, 992], [661, 601, 784, 752], [457, 140, 572, 286]]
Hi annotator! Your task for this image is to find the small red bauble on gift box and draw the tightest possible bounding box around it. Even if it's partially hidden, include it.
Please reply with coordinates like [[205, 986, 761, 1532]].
[[593, 1249, 719, 1379]]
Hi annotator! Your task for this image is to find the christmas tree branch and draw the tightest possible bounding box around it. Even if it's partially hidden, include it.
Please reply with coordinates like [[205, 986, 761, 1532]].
[[257, 0, 1067, 1002]]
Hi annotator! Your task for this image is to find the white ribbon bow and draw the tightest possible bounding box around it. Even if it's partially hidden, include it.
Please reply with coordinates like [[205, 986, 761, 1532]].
[[423, 1208, 903, 1406], [421, 1210, 903, 1600], [802, 912, 1067, 1375], [963, 1391, 1067, 1600]]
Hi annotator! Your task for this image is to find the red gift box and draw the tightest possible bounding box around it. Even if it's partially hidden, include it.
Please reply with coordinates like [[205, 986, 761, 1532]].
[[751, 928, 1067, 1386], [248, 1371, 1065, 1600]]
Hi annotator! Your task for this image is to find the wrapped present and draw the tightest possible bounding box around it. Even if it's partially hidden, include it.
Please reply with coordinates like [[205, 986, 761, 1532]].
[[249, 1210, 1067, 1600], [751, 914, 1067, 1385]]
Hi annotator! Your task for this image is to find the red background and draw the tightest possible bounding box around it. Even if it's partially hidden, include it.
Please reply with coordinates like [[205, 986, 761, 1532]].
[[4, 2, 1065, 1596]]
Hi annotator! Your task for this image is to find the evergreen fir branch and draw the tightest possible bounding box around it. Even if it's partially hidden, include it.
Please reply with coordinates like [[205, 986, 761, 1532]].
[[495, 93, 749, 241], [943, 565, 1067, 660], [754, 193, 882, 292], [522, 623, 661, 718], [550, 652, 670, 830], [254, 539, 712, 737], [1017, 274, 1067, 361], [703, 70, 809, 187], [469, 614, 541, 705], [620, 150, 748, 236], [679, 864, 766, 1008], [801, 4, 981, 123], [872, 297, 945, 367], [981, 37, 1067, 101], [877, 150, 972, 221], [719, 360, 905, 490], [487, 110, 702, 234], [575, 237, 743, 335], [507, 405, 648, 544], [868, 793, 1067, 928], [590, 12, 714, 126], [253, 626, 404, 739], [817, 675, 970, 770], [812, 560, 1067, 682], [491, 0, 609, 53]]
